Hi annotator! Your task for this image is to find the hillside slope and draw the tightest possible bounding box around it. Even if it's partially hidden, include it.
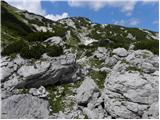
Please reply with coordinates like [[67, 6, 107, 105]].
[[1, 1, 159, 119]]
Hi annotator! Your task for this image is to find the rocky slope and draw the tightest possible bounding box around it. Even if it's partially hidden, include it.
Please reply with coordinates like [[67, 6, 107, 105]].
[[1, 1, 159, 119]]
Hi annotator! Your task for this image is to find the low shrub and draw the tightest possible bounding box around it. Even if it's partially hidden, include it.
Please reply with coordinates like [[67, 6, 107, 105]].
[[134, 40, 159, 55], [1, 40, 27, 56], [52, 25, 67, 37], [20, 43, 45, 59], [46, 45, 63, 57], [26, 32, 54, 42]]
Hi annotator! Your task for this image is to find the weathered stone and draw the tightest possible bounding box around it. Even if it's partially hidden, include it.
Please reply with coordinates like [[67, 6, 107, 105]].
[[112, 48, 128, 57], [103, 70, 159, 119], [76, 77, 99, 105], [44, 36, 64, 46], [1, 94, 49, 119], [29, 86, 49, 98]]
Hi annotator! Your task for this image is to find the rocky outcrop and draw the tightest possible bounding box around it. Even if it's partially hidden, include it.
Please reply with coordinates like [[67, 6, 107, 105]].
[[1, 44, 159, 120], [76, 77, 107, 119], [1, 53, 79, 89], [125, 50, 158, 73], [44, 36, 64, 46], [16, 61, 78, 88], [103, 64, 159, 119], [1, 94, 50, 119]]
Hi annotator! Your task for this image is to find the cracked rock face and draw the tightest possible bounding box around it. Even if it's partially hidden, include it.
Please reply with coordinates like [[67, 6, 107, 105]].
[[103, 70, 159, 119], [1, 94, 50, 119], [16, 61, 78, 88]]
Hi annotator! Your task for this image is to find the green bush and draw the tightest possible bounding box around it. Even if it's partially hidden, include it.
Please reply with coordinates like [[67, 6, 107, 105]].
[[20, 43, 45, 59], [134, 40, 159, 55], [52, 25, 67, 37], [26, 32, 54, 42], [1, 40, 27, 56], [46, 45, 63, 57]]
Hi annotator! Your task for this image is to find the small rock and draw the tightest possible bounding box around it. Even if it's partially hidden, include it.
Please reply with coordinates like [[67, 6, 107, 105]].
[[141, 62, 156, 73], [29, 86, 49, 98], [112, 48, 128, 57], [44, 36, 64, 46]]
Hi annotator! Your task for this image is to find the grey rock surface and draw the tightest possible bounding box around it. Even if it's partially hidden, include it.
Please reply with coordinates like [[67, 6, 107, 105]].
[[76, 77, 99, 105], [29, 86, 49, 98], [44, 36, 64, 46], [1, 94, 50, 119], [103, 70, 159, 119], [112, 48, 128, 57]]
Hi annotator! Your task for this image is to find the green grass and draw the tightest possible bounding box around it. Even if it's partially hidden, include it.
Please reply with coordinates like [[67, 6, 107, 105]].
[[89, 57, 104, 68], [47, 80, 82, 114], [89, 70, 107, 89], [1, 2, 33, 36], [66, 31, 80, 47]]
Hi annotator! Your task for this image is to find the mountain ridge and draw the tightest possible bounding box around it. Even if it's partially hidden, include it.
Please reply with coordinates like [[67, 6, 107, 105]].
[[1, 1, 159, 119]]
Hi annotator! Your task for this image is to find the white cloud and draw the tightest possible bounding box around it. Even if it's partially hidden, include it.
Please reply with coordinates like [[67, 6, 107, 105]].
[[45, 12, 69, 21], [68, 0, 136, 15], [5, 0, 69, 21], [114, 18, 140, 26], [5, 0, 45, 15], [129, 18, 140, 25], [114, 20, 125, 26], [142, 0, 158, 4], [153, 20, 159, 25]]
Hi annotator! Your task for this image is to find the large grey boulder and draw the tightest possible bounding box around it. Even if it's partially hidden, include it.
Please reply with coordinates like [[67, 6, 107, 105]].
[[103, 71, 159, 119], [17, 61, 50, 79], [112, 48, 128, 57], [76, 77, 107, 119], [0, 53, 79, 89], [1, 94, 49, 119], [16, 61, 78, 88], [76, 77, 99, 105]]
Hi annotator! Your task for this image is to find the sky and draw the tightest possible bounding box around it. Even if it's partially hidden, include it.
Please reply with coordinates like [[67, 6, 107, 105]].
[[5, 0, 159, 32]]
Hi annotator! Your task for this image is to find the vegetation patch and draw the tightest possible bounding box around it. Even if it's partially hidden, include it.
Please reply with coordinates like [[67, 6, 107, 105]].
[[89, 57, 104, 68], [89, 70, 107, 89], [26, 32, 55, 42], [1, 40, 27, 56], [134, 40, 159, 55], [20, 43, 45, 59], [47, 80, 82, 114], [46, 45, 63, 57], [66, 31, 80, 47]]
